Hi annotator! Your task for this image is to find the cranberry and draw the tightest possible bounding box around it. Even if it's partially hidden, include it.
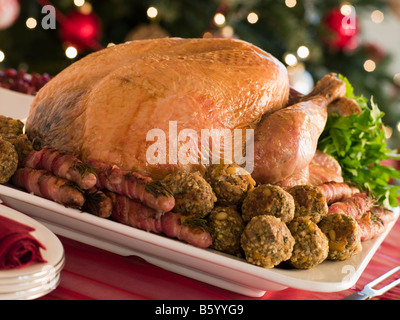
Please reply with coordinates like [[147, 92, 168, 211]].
[[0, 68, 52, 95], [3, 68, 17, 78]]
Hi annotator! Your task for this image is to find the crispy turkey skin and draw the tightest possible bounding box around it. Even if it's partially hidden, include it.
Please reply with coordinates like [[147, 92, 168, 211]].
[[26, 38, 289, 180]]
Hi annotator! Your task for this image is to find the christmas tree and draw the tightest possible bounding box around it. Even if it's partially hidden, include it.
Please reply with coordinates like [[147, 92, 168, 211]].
[[0, 0, 399, 147]]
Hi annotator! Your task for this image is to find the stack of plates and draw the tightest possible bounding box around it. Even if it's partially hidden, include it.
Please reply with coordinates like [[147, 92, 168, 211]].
[[0, 204, 65, 300]]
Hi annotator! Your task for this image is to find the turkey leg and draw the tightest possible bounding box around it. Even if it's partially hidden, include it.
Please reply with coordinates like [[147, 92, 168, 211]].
[[252, 74, 346, 184]]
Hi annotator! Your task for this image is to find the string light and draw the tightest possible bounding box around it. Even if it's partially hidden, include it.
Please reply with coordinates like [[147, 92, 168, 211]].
[[284, 53, 297, 66], [65, 46, 78, 59], [26, 17, 38, 29], [285, 0, 297, 8], [396, 121, 400, 133], [371, 10, 384, 24], [74, 0, 85, 7], [393, 73, 400, 86], [247, 12, 258, 24], [340, 4, 353, 16], [385, 126, 393, 139], [297, 46, 310, 59], [214, 13, 226, 25], [221, 26, 234, 38], [79, 2, 92, 14], [147, 6, 158, 19], [0, 50, 5, 63], [363, 59, 376, 72]]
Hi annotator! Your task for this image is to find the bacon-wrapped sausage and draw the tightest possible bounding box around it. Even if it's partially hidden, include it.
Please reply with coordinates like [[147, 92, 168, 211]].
[[12, 167, 85, 208], [23, 148, 97, 190], [357, 206, 396, 241], [83, 188, 113, 218], [87, 159, 175, 213], [317, 181, 360, 205], [327, 192, 374, 220], [109, 192, 212, 248]]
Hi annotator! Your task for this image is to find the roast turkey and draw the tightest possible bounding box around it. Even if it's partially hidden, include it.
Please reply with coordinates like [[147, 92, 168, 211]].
[[25, 38, 345, 184]]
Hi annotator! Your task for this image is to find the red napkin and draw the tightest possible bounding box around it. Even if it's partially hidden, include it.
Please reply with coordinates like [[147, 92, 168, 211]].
[[0, 215, 46, 270]]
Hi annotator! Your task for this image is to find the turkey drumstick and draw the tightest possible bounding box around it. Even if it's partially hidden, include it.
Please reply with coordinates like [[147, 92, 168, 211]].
[[252, 74, 346, 185]]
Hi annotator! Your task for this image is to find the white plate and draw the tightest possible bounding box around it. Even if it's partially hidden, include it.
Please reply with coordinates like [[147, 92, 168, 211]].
[[0, 256, 64, 287], [0, 184, 398, 297], [0, 205, 64, 278], [0, 273, 61, 300], [0, 264, 63, 294], [0, 87, 34, 121], [0, 204, 64, 299]]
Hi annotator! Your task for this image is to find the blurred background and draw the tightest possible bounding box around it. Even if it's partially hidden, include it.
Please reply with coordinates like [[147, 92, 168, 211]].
[[1, 0, 400, 148]]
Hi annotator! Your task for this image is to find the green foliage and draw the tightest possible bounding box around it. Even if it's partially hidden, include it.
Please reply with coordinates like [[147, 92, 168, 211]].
[[318, 76, 400, 207]]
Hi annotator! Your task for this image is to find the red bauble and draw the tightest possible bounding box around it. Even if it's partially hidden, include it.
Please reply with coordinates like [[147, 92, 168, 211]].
[[321, 7, 359, 51], [60, 11, 102, 51], [364, 43, 386, 63], [0, 0, 20, 30]]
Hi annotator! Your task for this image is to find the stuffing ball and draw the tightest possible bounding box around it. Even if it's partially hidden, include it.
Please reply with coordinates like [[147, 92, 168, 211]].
[[162, 171, 216, 218], [0, 138, 18, 184], [241, 184, 295, 223], [241, 215, 295, 268], [0, 115, 24, 136], [1, 134, 33, 167], [318, 213, 362, 261], [205, 163, 255, 205], [288, 217, 329, 269], [208, 206, 245, 255], [288, 185, 328, 223]]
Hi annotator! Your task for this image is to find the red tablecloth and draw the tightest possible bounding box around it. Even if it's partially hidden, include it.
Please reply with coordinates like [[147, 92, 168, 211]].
[[34, 216, 400, 300]]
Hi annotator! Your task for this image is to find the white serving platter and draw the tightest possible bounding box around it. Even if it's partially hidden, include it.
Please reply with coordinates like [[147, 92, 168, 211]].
[[0, 87, 34, 121], [1, 87, 399, 297], [0, 184, 398, 297]]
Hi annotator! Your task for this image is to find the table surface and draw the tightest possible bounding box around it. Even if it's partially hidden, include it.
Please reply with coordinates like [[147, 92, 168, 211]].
[[32, 213, 400, 300]]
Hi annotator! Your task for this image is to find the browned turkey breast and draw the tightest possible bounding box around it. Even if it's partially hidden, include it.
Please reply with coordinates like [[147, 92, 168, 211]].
[[26, 38, 289, 180]]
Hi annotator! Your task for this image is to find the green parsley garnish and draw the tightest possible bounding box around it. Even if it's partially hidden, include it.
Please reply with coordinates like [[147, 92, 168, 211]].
[[318, 75, 400, 208]]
